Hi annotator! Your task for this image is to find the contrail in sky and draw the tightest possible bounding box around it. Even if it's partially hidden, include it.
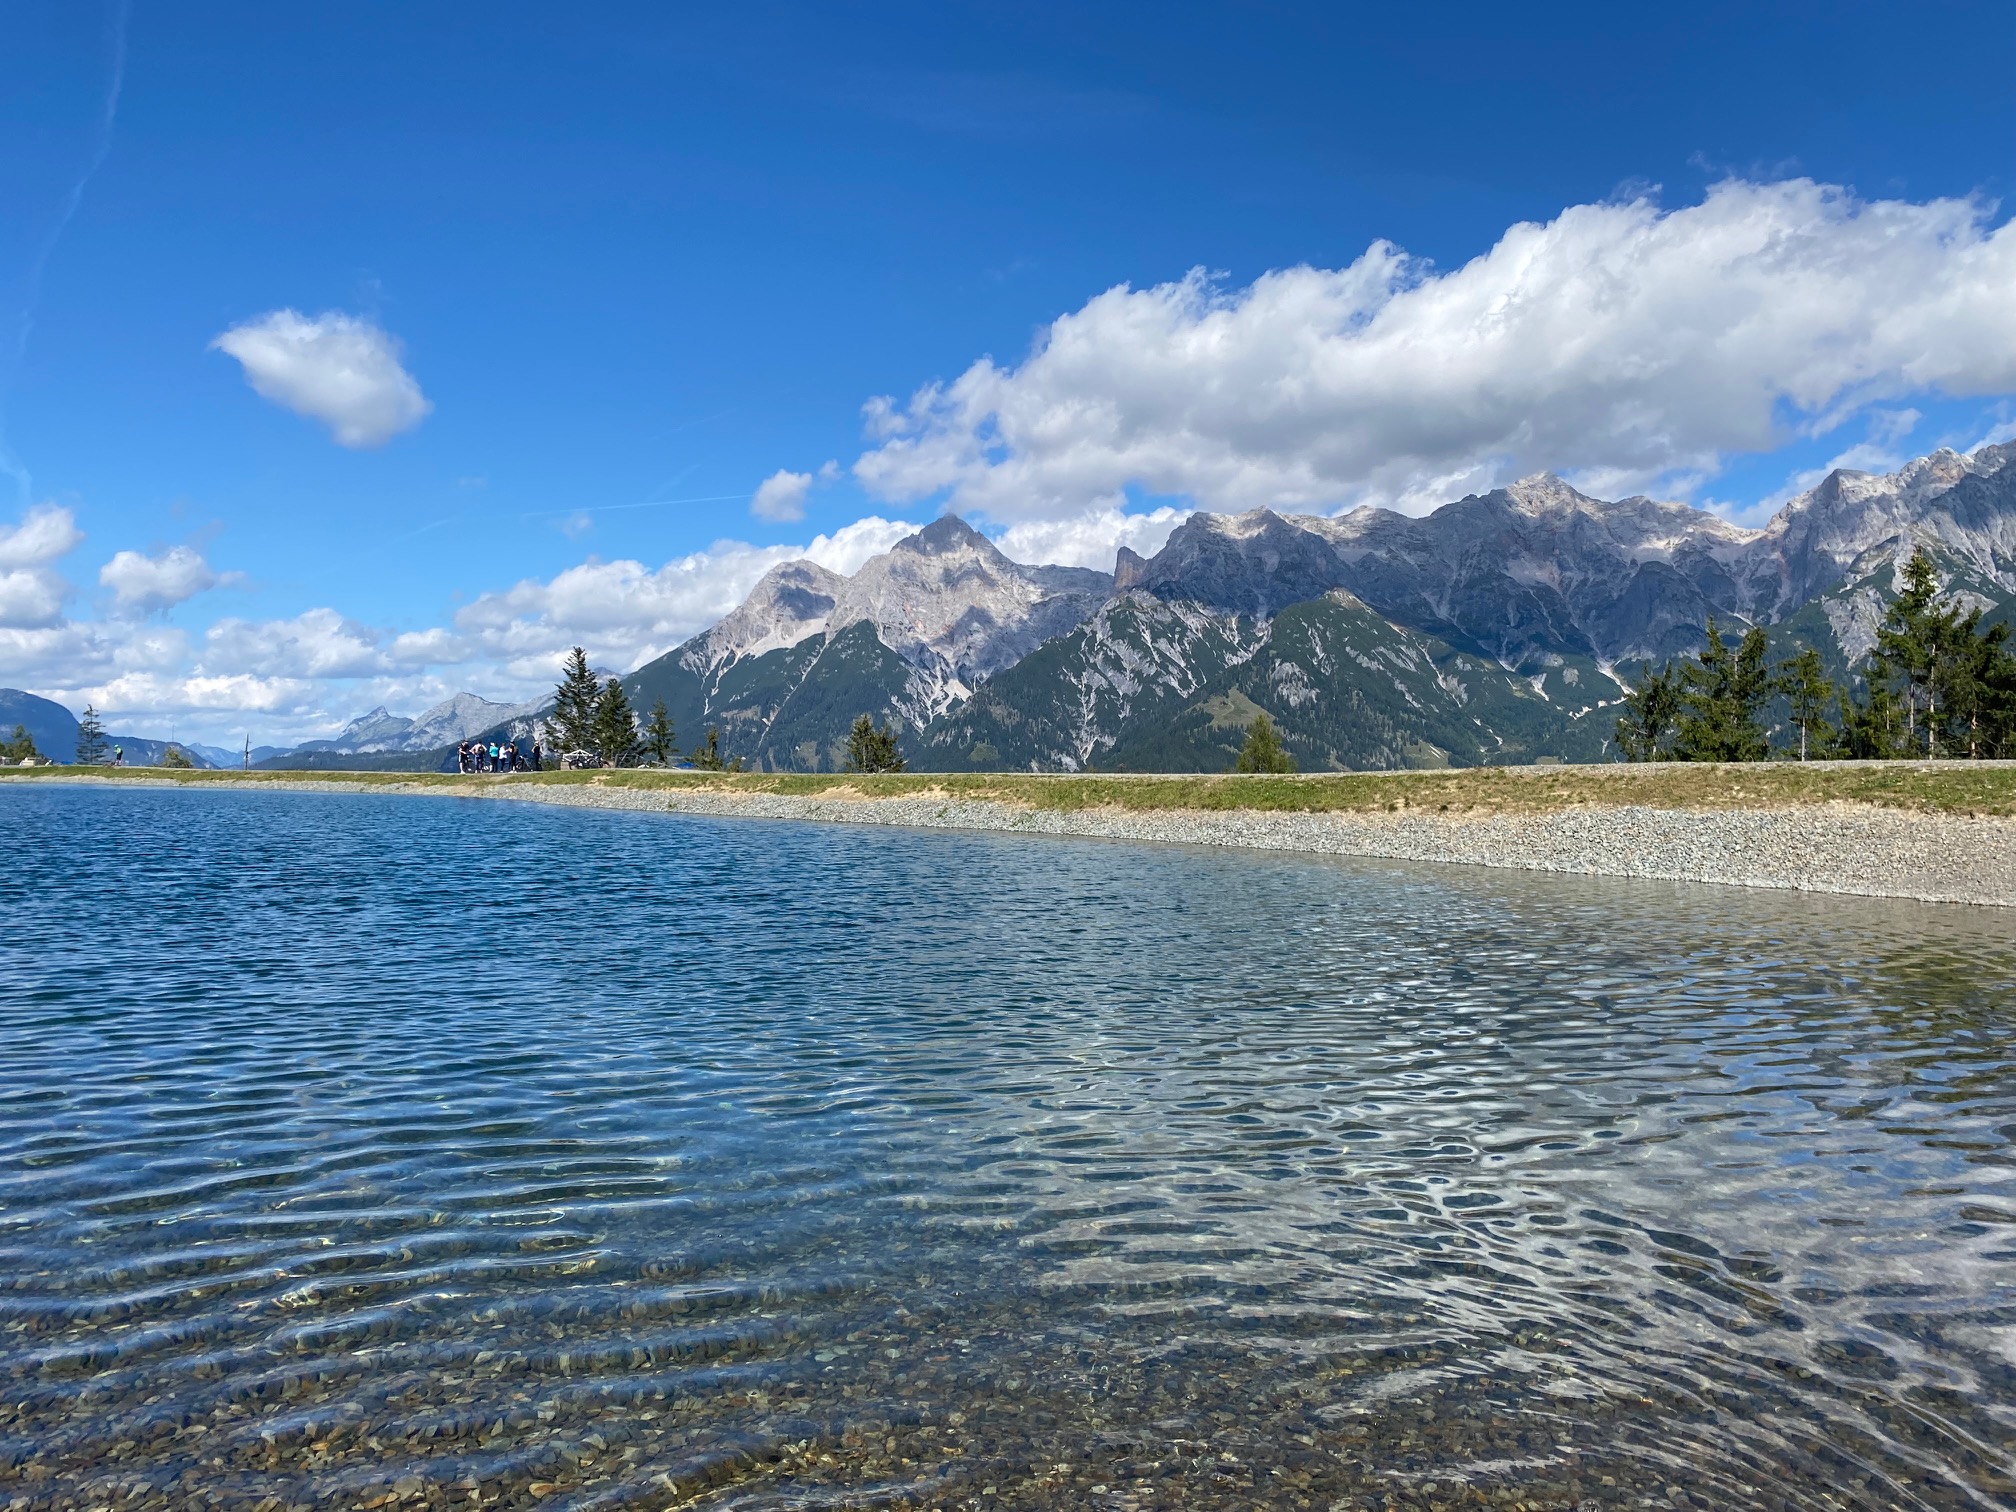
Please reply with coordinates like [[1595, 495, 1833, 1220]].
[[0, 0, 131, 509]]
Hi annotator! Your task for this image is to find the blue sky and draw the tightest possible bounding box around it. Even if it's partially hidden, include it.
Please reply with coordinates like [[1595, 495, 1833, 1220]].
[[4, 0, 2015, 743]]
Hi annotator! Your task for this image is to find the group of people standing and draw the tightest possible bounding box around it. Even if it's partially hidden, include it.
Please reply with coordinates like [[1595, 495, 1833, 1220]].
[[457, 738, 540, 774]]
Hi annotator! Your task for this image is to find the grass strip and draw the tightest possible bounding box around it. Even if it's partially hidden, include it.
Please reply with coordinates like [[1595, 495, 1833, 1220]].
[[7, 761, 2016, 817]]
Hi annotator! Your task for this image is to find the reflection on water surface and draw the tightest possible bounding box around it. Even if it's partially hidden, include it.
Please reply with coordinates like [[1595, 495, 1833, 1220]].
[[3, 784, 2015, 1510]]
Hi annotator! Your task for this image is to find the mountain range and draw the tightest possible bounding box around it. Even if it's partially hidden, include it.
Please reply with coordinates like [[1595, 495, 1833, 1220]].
[[619, 441, 2016, 772], [0, 689, 222, 768], [287, 693, 545, 756], [21, 442, 2009, 775]]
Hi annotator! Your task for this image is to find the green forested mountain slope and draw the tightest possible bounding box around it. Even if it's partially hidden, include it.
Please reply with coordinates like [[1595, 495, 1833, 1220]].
[[919, 596, 1262, 771], [916, 592, 1615, 771]]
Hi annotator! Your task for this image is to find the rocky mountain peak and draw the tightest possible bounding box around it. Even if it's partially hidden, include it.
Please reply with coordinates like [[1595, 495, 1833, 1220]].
[[897, 514, 1000, 559], [1752, 439, 2016, 613], [1203, 507, 1289, 540], [335, 706, 408, 743], [1132, 507, 1351, 620], [1113, 545, 1149, 592], [682, 559, 846, 673], [831, 515, 1110, 681], [1501, 473, 1590, 513]]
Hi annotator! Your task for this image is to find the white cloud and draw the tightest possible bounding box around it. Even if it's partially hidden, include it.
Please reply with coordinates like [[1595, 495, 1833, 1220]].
[[100, 545, 236, 615], [992, 506, 1190, 570], [198, 607, 390, 680], [853, 178, 2016, 519], [0, 570, 71, 629], [387, 627, 470, 665], [0, 511, 927, 746], [0, 621, 188, 703], [0, 503, 83, 568], [0, 504, 83, 628], [454, 516, 917, 679], [750, 468, 813, 522], [211, 309, 432, 447]]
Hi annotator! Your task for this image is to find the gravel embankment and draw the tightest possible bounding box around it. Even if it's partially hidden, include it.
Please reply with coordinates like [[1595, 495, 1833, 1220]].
[[15, 774, 2015, 904], [483, 784, 2015, 906]]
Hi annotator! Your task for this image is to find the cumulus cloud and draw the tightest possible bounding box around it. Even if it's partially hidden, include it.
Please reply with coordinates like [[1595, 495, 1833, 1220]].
[[0, 620, 188, 703], [0, 570, 70, 628], [0, 511, 939, 745], [0, 503, 84, 568], [0, 504, 83, 628], [750, 468, 814, 522], [853, 178, 2016, 519], [455, 516, 918, 678], [100, 545, 237, 616], [198, 607, 392, 680], [211, 310, 432, 447], [992, 506, 1190, 571]]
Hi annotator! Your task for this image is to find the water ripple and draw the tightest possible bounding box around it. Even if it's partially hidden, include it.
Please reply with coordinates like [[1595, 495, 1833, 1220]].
[[3, 783, 2016, 1508]]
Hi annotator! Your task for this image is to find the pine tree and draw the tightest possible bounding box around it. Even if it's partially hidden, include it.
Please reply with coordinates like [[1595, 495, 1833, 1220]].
[[550, 646, 601, 755], [1970, 622, 2016, 758], [590, 677, 642, 768], [1927, 603, 2016, 759], [1838, 681, 1905, 760], [1875, 551, 1947, 757], [1673, 619, 1770, 762], [1232, 712, 1297, 773], [843, 714, 906, 773], [641, 698, 676, 766], [1614, 660, 1682, 761], [0, 724, 39, 762], [688, 727, 742, 772], [74, 704, 109, 765], [1774, 647, 1837, 761], [1853, 550, 2016, 760]]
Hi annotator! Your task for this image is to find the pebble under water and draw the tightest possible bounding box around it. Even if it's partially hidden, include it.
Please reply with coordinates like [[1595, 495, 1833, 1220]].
[[4, 784, 2016, 1512]]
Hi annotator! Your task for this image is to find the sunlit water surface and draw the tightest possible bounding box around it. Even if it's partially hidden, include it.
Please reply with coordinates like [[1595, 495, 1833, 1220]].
[[4, 785, 2016, 1511]]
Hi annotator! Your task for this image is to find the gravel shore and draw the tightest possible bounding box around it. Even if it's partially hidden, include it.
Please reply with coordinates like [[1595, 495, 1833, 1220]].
[[38, 774, 2004, 906]]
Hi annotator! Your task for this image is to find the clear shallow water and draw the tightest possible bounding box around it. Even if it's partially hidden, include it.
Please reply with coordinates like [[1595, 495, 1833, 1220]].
[[4, 788, 2016, 1512]]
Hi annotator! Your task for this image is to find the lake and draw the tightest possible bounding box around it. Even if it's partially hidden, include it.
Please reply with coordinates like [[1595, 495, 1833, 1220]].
[[4, 783, 2015, 1510]]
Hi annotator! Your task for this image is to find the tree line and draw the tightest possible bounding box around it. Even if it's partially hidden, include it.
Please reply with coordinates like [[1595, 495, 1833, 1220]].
[[539, 647, 907, 772], [1616, 551, 2016, 761]]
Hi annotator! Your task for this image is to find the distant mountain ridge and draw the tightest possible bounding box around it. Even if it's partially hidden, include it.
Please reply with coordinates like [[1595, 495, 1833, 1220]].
[[620, 440, 2016, 772], [0, 689, 219, 767], [291, 692, 545, 755], [71, 440, 2011, 777]]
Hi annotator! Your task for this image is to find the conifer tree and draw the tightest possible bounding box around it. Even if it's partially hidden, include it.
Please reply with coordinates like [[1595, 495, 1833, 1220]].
[[550, 646, 602, 754], [1232, 712, 1296, 773], [688, 727, 743, 772], [0, 724, 39, 762], [1774, 647, 1837, 761], [590, 677, 642, 768], [1838, 681, 1905, 760], [843, 714, 906, 773], [1614, 660, 1682, 761], [1851, 549, 2016, 759], [1673, 619, 1769, 761], [641, 698, 676, 766], [1960, 620, 2016, 758], [74, 704, 109, 765], [1875, 551, 1946, 756]]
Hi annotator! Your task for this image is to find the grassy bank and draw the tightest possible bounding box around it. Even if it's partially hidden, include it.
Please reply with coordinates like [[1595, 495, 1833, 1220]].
[[9, 760, 2016, 817]]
